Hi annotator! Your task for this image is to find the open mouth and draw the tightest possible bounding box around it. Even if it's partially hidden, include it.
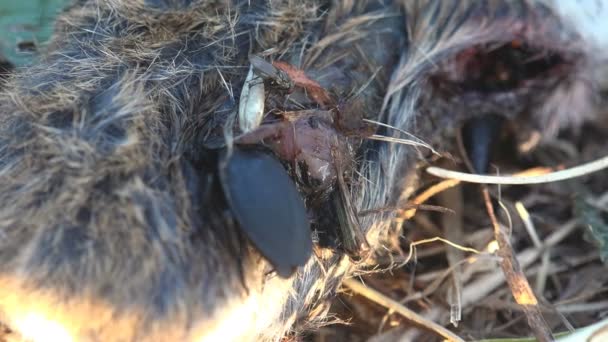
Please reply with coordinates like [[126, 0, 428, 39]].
[[433, 41, 573, 94], [409, 16, 591, 152]]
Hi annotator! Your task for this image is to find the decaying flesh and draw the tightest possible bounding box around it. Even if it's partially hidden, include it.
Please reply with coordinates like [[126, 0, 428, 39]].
[[235, 106, 372, 259], [236, 110, 353, 189], [0, 0, 606, 341], [236, 54, 376, 259]]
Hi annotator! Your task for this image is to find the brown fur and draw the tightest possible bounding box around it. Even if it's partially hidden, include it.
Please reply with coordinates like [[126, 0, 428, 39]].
[[0, 0, 605, 341]]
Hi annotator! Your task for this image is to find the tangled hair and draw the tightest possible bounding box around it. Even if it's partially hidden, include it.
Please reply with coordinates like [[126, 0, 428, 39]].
[[0, 0, 606, 340]]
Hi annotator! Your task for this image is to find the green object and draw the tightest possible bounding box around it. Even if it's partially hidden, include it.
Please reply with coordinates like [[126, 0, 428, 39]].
[[0, 0, 70, 66], [574, 195, 608, 262]]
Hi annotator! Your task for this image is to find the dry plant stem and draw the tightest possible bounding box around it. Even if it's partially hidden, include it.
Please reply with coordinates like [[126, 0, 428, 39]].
[[402, 167, 552, 221], [401, 236, 483, 266], [342, 279, 465, 342], [400, 179, 461, 220], [461, 219, 580, 306], [555, 301, 608, 313], [427, 155, 608, 184], [437, 185, 464, 326], [362, 118, 438, 154], [482, 186, 554, 342], [368, 134, 439, 150], [482, 299, 608, 314], [516, 201, 551, 295]]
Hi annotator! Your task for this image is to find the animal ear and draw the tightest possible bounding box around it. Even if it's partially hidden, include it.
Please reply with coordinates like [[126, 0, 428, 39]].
[[219, 147, 312, 277]]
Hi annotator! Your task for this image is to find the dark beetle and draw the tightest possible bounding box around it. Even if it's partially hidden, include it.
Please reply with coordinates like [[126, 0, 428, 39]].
[[236, 54, 376, 260], [219, 147, 312, 277]]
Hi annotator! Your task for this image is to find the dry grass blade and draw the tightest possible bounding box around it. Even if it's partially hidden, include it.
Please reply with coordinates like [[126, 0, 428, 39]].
[[342, 279, 465, 342], [401, 236, 483, 266], [358, 203, 454, 217], [515, 202, 551, 295], [426, 155, 608, 184], [437, 186, 465, 327], [461, 219, 580, 307], [400, 179, 461, 220], [367, 134, 439, 151], [362, 118, 439, 155], [482, 187, 554, 341], [400, 167, 554, 221]]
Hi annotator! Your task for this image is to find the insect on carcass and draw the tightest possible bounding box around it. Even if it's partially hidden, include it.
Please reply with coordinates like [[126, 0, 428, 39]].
[[231, 55, 375, 266], [0, 0, 606, 341]]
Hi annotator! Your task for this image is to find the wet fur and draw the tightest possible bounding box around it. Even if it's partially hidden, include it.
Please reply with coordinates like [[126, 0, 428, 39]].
[[0, 0, 606, 341]]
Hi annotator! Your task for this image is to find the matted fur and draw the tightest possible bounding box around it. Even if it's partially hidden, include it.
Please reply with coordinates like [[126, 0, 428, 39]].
[[0, 0, 606, 341]]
